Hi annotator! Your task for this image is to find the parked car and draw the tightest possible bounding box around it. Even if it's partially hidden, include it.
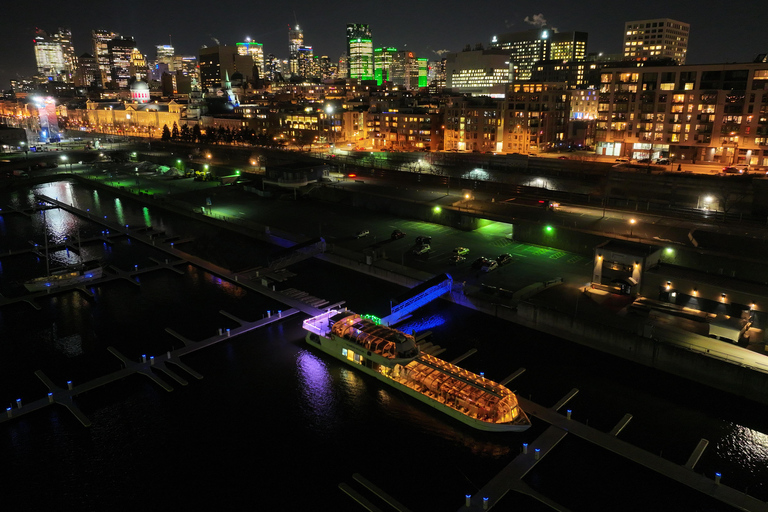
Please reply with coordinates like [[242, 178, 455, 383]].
[[415, 235, 432, 245], [356, 229, 369, 238], [413, 244, 431, 255], [471, 257, 490, 270], [721, 166, 741, 174], [496, 253, 513, 266], [391, 229, 406, 240], [481, 260, 499, 272], [656, 158, 670, 165], [453, 247, 469, 256], [448, 254, 466, 265]]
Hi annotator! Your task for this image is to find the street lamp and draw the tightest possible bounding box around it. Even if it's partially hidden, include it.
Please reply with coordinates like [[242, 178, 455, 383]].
[[325, 104, 334, 152], [629, 218, 636, 237], [60, 154, 70, 171]]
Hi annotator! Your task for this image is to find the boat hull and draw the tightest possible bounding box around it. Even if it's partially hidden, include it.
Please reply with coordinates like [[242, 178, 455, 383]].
[[306, 332, 530, 432], [24, 267, 103, 292]]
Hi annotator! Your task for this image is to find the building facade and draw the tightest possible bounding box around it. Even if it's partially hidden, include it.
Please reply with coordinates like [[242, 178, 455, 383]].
[[34, 28, 76, 82], [346, 24, 374, 81], [445, 47, 511, 97], [491, 29, 588, 82], [623, 18, 689, 65], [595, 62, 768, 167], [92, 29, 119, 86], [288, 26, 304, 77]]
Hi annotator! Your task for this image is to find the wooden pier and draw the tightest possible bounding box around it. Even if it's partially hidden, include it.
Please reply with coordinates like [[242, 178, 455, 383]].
[[1, 308, 300, 427]]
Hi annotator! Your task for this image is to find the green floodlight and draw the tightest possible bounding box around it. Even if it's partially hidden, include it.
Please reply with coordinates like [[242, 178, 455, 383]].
[[433, 206, 442, 213], [545, 225, 554, 233]]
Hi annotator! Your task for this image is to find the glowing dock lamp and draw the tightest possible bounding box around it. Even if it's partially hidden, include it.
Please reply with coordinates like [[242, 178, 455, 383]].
[[715, 472, 722, 485], [665, 281, 672, 291], [544, 225, 554, 234], [721, 293, 727, 303]]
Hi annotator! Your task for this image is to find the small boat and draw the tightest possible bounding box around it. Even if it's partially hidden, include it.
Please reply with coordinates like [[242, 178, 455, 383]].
[[303, 309, 531, 432], [24, 260, 103, 292]]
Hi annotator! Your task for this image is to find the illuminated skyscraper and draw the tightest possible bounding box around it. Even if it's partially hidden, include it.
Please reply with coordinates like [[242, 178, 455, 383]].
[[346, 24, 373, 81], [74, 53, 99, 87], [237, 39, 265, 76], [92, 29, 119, 85], [33, 28, 76, 82], [108, 36, 136, 87], [491, 29, 587, 81], [623, 18, 689, 64], [288, 25, 304, 76], [374, 47, 397, 85]]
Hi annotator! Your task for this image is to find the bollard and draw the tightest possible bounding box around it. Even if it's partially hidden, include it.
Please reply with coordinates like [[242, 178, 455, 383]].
[[48, 393, 54, 403], [235, 276, 238, 281], [167, 351, 171, 359], [535, 448, 541, 460], [150, 356, 155, 365], [482, 497, 489, 510], [522, 443, 528, 454], [267, 310, 271, 318], [715, 472, 721, 484], [16, 398, 22, 408], [465, 495, 471, 507], [226, 328, 231, 337], [142, 354, 147, 363], [218, 328, 223, 335], [6, 407, 11, 418], [567, 409, 572, 420], [278, 310, 282, 318], [67, 381, 73, 390]]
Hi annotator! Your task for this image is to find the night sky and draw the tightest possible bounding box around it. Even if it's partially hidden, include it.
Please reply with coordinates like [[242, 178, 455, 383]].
[[1, 0, 766, 89]]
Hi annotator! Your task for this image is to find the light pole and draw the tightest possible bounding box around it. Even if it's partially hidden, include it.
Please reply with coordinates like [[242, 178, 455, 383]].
[[325, 104, 334, 154], [629, 218, 636, 237], [60, 154, 69, 171]]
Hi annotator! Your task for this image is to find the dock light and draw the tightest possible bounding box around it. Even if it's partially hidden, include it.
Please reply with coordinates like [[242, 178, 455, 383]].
[[16, 398, 22, 408], [750, 303, 756, 310], [665, 281, 672, 291], [545, 225, 554, 233], [433, 206, 442, 213], [693, 288, 698, 297], [567, 409, 572, 419], [522, 443, 528, 454], [715, 472, 722, 484], [534, 448, 541, 460], [482, 497, 489, 510], [665, 247, 674, 255], [48, 392, 53, 403], [464, 193, 470, 199], [721, 293, 727, 302], [465, 495, 471, 506], [6, 407, 11, 418]]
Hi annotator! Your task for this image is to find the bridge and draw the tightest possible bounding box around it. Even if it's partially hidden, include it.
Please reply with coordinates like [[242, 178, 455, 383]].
[[381, 273, 453, 326]]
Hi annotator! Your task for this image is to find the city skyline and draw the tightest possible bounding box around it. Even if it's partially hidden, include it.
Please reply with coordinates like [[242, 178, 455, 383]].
[[1, 0, 767, 88]]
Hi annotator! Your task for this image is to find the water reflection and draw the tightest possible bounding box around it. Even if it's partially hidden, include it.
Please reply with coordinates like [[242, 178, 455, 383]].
[[717, 423, 768, 473], [114, 198, 125, 226], [296, 350, 336, 427], [398, 313, 447, 335]]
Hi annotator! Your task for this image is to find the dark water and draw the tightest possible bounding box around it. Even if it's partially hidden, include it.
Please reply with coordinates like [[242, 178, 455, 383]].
[[1, 180, 767, 511]]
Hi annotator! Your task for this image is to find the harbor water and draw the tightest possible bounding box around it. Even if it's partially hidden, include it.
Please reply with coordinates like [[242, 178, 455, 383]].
[[1, 179, 767, 511]]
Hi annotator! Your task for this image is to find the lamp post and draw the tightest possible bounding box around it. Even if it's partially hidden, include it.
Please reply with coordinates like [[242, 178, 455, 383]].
[[60, 154, 70, 171], [325, 104, 334, 154], [629, 218, 636, 237]]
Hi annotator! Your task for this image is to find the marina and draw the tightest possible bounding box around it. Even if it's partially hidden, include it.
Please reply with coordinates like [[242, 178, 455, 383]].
[[1, 182, 767, 511]]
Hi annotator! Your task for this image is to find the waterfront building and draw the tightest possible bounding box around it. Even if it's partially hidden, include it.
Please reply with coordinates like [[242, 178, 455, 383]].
[[347, 24, 374, 81], [444, 46, 511, 97], [623, 18, 689, 65], [92, 29, 119, 86], [288, 25, 304, 77], [365, 107, 441, 151], [504, 82, 570, 153], [595, 62, 768, 166], [490, 29, 588, 82], [443, 96, 504, 152]]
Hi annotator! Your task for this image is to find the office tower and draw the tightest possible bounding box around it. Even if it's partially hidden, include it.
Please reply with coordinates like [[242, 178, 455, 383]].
[[288, 25, 304, 76], [198, 45, 254, 90], [346, 24, 374, 81], [33, 28, 76, 82], [445, 46, 511, 97], [172, 55, 197, 78], [296, 46, 315, 78], [491, 29, 588, 81], [623, 18, 690, 64], [264, 54, 279, 81], [237, 39, 265, 75], [374, 47, 397, 85], [156, 45, 175, 69], [92, 29, 119, 85], [130, 48, 148, 81], [73, 53, 99, 87], [108, 36, 136, 87]]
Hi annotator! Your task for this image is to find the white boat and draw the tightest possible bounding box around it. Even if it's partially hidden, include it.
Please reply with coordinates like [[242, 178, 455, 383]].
[[303, 309, 531, 432], [24, 260, 103, 292]]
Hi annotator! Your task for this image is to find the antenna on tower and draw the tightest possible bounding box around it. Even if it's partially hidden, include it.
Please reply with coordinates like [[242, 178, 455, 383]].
[[169, 34, 172, 46], [292, 9, 298, 27]]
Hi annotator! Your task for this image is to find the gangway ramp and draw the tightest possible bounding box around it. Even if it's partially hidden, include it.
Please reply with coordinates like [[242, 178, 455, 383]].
[[381, 274, 452, 326]]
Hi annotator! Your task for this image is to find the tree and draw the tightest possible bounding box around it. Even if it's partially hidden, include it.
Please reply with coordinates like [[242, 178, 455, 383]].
[[295, 130, 315, 152], [161, 124, 171, 142], [180, 124, 190, 142], [171, 122, 179, 140], [192, 124, 202, 143]]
